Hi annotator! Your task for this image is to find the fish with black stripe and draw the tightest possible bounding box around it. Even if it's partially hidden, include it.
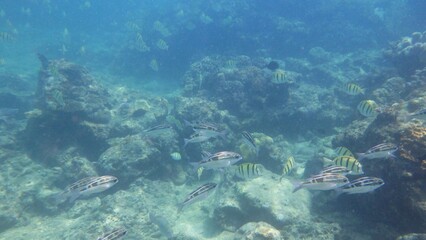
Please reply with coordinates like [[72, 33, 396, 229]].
[[343, 83, 364, 95], [357, 100, 378, 117], [322, 156, 364, 175], [280, 156, 295, 181], [235, 163, 263, 179], [337, 177, 384, 195], [97, 228, 127, 240], [292, 173, 349, 193], [241, 131, 258, 156], [178, 182, 217, 212], [334, 146, 354, 157]]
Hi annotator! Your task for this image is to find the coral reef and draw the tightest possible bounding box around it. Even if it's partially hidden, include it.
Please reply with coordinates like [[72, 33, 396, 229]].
[[384, 31, 426, 76]]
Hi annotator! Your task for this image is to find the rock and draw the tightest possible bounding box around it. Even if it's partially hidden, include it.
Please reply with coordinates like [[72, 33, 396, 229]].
[[234, 222, 281, 240], [214, 171, 311, 231], [97, 135, 161, 183]]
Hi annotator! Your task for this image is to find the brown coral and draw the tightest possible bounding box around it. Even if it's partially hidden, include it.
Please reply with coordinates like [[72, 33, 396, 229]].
[[400, 125, 426, 163]]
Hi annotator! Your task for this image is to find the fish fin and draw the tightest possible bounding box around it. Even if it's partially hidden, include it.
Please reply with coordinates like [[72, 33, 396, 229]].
[[321, 157, 334, 166], [183, 119, 192, 127], [68, 190, 80, 203], [52, 192, 67, 205], [189, 161, 199, 169], [356, 153, 366, 161], [183, 138, 189, 148], [291, 180, 303, 193], [218, 130, 228, 140], [388, 151, 399, 160], [333, 188, 345, 197]]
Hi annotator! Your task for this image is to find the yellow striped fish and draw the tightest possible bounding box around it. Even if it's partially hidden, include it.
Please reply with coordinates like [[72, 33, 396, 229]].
[[344, 83, 364, 95], [197, 167, 204, 180], [334, 146, 354, 157], [235, 163, 263, 179], [357, 100, 378, 117], [156, 39, 169, 50], [280, 156, 295, 181], [272, 69, 286, 84], [333, 156, 363, 175]]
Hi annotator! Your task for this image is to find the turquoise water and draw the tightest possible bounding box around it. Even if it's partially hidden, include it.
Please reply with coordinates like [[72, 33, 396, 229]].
[[0, 1, 425, 239]]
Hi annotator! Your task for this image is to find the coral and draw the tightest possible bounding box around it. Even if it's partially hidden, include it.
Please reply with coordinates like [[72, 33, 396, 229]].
[[400, 125, 426, 163], [384, 31, 426, 76], [235, 222, 282, 240]]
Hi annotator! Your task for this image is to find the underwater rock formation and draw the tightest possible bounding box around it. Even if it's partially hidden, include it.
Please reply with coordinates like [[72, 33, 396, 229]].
[[214, 172, 311, 231], [234, 222, 281, 240], [384, 31, 426, 76]]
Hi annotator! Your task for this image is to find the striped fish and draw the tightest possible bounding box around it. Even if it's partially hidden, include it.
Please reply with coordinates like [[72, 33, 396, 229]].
[[241, 131, 258, 156], [357, 143, 398, 161], [271, 69, 286, 84], [142, 124, 173, 136], [332, 156, 363, 175], [235, 163, 263, 179], [357, 100, 378, 117], [334, 146, 354, 157], [96, 228, 127, 240], [339, 177, 384, 194], [280, 156, 295, 181], [179, 182, 217, 212], [0, 32, 14, 41], [407, 108, 426, 120], [320, 166, 351, 175], [189, 151, 243, 170], [97, 228, 127, 240], [292, 173, 349, 193], [344, 83, 364, 95], [55, 176, 118, 203]]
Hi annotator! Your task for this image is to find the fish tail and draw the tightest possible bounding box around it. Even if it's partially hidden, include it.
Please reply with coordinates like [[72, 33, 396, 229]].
[[52, 192, 67, 205], [183, 119, 192, 127], [183, 138, 189, 148], [219, 130, 228, 140], [356, 153, 366, 161], [321, 157, 334, 166], [291, 181, 303, 193]]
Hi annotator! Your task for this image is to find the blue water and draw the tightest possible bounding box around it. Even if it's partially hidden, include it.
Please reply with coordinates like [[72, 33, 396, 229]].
[[0, 1, 425, 239]]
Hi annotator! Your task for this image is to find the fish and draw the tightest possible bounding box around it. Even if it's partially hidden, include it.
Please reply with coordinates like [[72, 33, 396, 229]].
[[184, 131, 213, 147], [0, 32, 14, 41], [320, 165, 352, 176], [55, 176, 118, 203], [280, 156, 295, 181], [241, 131, 258, 156], [333, 156, 363, 175], [235, 163, 263, 179], [149, 212, 174, 239], [142, 124, 173, 136], [156, 39, 169, 50], [178, 182, 217, 212], [334, 146, 354, 157], [197, 167, 204, 180], [191, 122, 226, 139], [343, 83, 364, 95], [357, 100, 378, 117], [338, 177, 384, 195], [271, 69, 287, 84], [265, 60, 279, 71], [189, 151, 243, 170], [96, 228, 127, 240], [170, 152, 182, 161], [149, 59, 159, 71], [357, 143, 398, 161], [135, 32, 150, 52], [292, 173, 349, 193]]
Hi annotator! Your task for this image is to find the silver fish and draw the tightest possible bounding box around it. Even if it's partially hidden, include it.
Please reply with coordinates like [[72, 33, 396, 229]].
[[142, 124, 173, 136], [241, 131, 258, 156], [97, 228, 127, 240], [339, 177, 384, 194], [179, 182, 217, 212], [320, 165, 352, 176], [55, 176, 118, 203], [193, 123, 226, 139], [357, 143, 398, 161], [184, 131, 213, 147], [190, 151, 243, 170], [292, 173, 349, 193]]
